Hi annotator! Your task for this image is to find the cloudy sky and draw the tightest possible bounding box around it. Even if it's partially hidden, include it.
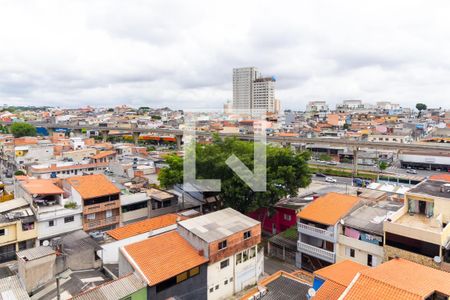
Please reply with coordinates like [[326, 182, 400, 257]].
[[1, 0, 450, 110]]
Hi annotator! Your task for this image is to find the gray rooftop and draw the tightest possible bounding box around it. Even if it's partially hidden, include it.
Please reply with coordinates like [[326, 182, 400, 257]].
[[264, 275, 310, 300], [178, 208, 260, 243], [17, 246, 55, 261], [0, 275, 30, 299], [71, 273, 145, 300], [409, 179, 450, 199], [343, 200, 404, 235]]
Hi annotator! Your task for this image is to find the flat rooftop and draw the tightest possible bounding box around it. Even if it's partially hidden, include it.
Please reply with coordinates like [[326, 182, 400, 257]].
[[409, 179, 450, 199], [178, 208, 259, 243], [395, 213, 443, 234]]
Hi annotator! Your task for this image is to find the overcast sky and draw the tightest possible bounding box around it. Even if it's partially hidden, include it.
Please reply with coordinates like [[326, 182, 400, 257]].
[[1, 0, 450, 110]]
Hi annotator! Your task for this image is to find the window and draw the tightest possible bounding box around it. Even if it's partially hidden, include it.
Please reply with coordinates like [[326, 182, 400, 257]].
[[220, 259, 229, 269], [215, 285, 219, 290], [0, 229, 5, 236], [243, 250, 249, 262], [218, 240, 227, 250], [236, 253, 242, 265], [49, 220, 55, 227], [230, 277, 233, 282], [249, 247, 256, 259], [176, 272, 188, 283], [346, 247, 355, 258], [189, 266, 199, 277], [209, 288, 214, 293], [367, 254, 373, 267], [22, 222, 34, 231], [64, 216, 74, 223], [87, 213, 95, 220], [106, 210, 113, 218], [284, 214, 292, 221], [224, 280, 228, 285], [244, 231, 251, 240]]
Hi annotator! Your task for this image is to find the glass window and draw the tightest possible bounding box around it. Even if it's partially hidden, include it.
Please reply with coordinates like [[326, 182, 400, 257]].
[[189, 266, 199, 277], [176, 272, 188, 283], [64, 216, 74, 223], [243, 249, 249, 262], [249, 247, 256, 259], [218, 240, 227, 250], [106, 210, 113, 218], [236, 253, 242, 265], [49, 220, 55, 227], [220, 259, 229, 269], [244, 231, 251, 240], [87, 213, 95, 220], [0, 229, 5, 236]]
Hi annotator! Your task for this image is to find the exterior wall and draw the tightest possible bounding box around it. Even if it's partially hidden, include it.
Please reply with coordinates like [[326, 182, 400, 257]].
[[18, 253, 56, 293], [118, 250, 135, 277], [336, 235, 383, 267], [384, 245, 442, 270], [62, 148, 96, 162], [122, 287, 147, 300], [234, 246, 262, 293], [208, 225, 261, 264], [177, 225, 209, 258], [147, 263, 208, 300], [37, 213, 83, 241], [207, 256, 234, 300], [83, 207, 120, 231], [247, 207, 296, 235], [121, 207, 148, 224]]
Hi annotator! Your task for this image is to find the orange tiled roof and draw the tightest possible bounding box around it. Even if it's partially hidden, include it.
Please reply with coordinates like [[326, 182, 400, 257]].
[[66, 174, 120, 199], [297, 193, 360, 225], [21, 179, 64, 195], [314, 260, 369, 287], [91, 150, 116, 159], [123, 231, 208, 285], [107, 214, 180, 240], [314, 280, 347, 300], [343, 258, 450, 299], [429, 174, 450, 182]]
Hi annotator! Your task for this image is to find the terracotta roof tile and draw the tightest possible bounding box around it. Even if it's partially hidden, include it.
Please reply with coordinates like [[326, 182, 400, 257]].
[[107, 214, 180, 240], [91, 150, 116, 159], [21, 179, 64, 195], [297, 193, 360, 225], [314, 260, 369, 287], [123, 231, 208, 285], [314, 280, 347, 300], [66, 174, 120, 199], [429, 174, 450, 182]]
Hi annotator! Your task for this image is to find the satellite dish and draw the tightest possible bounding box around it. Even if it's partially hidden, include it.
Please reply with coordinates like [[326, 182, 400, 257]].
[[42, 240, 50, 247], [340, 219, 345, 225], [308, 288, 316, 297], [434, 256, 442, 263]]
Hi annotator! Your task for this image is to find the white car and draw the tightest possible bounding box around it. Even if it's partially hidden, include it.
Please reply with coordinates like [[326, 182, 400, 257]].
[[406, 169, 417, 174], [325, 177, 337, 183]]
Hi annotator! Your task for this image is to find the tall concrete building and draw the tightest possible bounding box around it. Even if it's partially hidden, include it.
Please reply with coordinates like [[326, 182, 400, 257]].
[[232, 67, 277, 115]]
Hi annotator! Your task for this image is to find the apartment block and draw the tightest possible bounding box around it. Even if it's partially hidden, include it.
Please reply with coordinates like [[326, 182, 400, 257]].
[[65, 174, 121, 232], [383, 178, 450, 271], [177, 208, 263, 299], [0, 198, 37, 263], [296, 192, 360, 272]]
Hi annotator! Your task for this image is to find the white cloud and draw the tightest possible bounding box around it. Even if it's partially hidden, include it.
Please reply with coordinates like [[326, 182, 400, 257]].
[[1, 0, 450, 109]]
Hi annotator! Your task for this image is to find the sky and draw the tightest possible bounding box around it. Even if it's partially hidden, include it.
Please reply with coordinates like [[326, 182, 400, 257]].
[[1, 0, 450, 110]]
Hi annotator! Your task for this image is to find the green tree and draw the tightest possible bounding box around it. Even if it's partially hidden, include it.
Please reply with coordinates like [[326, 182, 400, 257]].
[[10, 122, 37, 138], [158, 136, 311, 213], [378, 161, 388, 171], [14, 170, 26, 176], [416, 103, 427, 117]]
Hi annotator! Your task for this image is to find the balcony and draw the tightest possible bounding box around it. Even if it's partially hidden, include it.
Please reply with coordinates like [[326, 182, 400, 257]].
[[297, 221, 336, 242], [83, 200, 121, 215], [297, 241, 335, 263], [84, 215, 120, 231]]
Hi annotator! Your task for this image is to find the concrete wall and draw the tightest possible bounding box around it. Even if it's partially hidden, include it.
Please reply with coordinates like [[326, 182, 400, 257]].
[[147, 264, 208, 300], [336, 235, 383, 267], [37, 213, 83, 241], [208, 257, 234, 300], [122, 207, 148, 224], [18, 253, 56, 293]]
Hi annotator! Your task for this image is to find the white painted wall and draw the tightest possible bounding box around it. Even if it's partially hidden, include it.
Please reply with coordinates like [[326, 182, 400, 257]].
[[37, 213, 83, 241], [207, 256, 234, 300]]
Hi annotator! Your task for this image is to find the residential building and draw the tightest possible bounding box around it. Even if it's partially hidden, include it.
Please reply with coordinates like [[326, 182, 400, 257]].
[[252, 77, 276, 115], [0, 198, 37, 263], [368, 134, 413, 144], [15, 177, 83, 245], [383, 178, 450, 271], [336, 199, 403, 267], [177, 208, 263, 299], [101, 213, 180, 264], [119, 231, 209, 300], [65, 174, 121, 232], [296, 193, 361, 272], [29, 161, 109, 179]]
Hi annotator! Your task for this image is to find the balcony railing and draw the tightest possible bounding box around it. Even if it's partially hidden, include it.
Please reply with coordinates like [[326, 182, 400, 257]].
[[297, 241, 336, 263], [297, 221, 336, 242], [84, 215, 120, 231], [83, 200, 121, 215]]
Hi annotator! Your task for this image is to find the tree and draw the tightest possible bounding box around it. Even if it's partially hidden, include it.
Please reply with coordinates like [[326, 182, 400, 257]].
[[319, 154, 332, 162], [158, 136, 311, 213], [14, 170, 25, 176], [378, 161, 388, 171], [416, 103, 427, 117], [10, 122, 37, 138]]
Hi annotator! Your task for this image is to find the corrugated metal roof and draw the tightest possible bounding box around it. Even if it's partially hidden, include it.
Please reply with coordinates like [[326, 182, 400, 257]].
[[0, 275, 30, 299], [0, 198, 28, 213], [17, 246, 55, 261], [178, 208, 260, 243], [71, 273, 146, 300]]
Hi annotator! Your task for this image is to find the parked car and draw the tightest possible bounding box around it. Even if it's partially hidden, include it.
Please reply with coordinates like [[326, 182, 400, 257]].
[[325, 177, 337, 183], [315, 173, 327, 178], [406, 169, 417, 174]]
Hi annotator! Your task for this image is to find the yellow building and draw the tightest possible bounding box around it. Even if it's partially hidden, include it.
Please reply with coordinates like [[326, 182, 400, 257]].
[[0, 198, 37, 263], [383, 178, 450, 272]]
